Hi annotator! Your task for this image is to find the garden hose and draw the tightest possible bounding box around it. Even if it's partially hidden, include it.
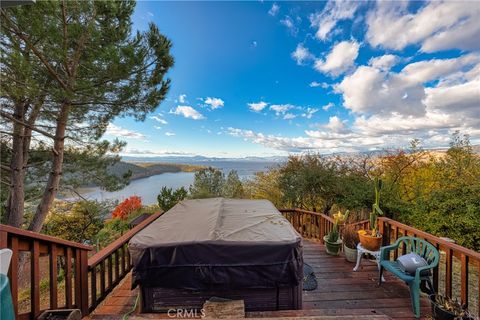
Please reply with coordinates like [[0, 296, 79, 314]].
[[122, 292, 140, 320]]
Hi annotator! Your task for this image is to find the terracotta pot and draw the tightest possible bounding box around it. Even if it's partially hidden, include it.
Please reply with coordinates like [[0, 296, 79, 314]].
[[358, 231, 383, 251], [323, 236, 342, 256], [343, 244, 358, 263]]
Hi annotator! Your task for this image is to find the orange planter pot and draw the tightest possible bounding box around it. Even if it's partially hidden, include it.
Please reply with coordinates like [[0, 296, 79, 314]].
[[358, 230, 383, 251]]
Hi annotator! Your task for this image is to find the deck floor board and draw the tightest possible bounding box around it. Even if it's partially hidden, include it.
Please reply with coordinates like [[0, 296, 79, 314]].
[[91, 240, 432, 319]]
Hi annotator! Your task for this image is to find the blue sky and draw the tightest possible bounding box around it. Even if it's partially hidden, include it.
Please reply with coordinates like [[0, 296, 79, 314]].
[[104, 1, 480, 157]]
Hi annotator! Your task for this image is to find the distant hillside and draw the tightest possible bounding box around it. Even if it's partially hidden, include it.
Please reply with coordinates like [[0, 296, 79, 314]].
[[108, 161, 205, 181]]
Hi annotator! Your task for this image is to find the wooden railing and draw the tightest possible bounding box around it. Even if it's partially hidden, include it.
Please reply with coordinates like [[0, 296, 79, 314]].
[[87, 211, 163, 312], [1, 209, 478, 318], [279, 208, 369, 242], [0, 212, 162, 319], [0, 224, 92, 320], [378, 217, 480, 317], [280, 209, 479, 317]]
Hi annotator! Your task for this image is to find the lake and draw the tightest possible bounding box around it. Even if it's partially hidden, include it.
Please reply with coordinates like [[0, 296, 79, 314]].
[[75, 161, 279, 204]]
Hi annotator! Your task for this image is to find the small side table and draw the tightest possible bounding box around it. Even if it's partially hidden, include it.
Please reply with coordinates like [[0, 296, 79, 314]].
[[353, 243, 385, 282]]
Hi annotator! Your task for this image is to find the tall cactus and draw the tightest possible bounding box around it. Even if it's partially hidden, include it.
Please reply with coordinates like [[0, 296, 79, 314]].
[[370, 177, 384, 236]]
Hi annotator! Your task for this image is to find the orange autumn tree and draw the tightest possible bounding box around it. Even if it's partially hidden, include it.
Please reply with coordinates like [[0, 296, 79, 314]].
[[112, 196, 142, 220]]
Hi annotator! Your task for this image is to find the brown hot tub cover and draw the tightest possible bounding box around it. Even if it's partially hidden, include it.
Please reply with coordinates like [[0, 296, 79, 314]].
[[129, 198, 303, 290]]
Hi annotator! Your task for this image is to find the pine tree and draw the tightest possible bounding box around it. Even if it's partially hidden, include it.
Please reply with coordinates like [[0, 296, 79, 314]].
[[0, 0, 174, 231]]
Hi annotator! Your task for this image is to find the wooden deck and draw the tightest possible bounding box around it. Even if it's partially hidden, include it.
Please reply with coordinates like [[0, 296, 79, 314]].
[[90, 240, 432, 319]]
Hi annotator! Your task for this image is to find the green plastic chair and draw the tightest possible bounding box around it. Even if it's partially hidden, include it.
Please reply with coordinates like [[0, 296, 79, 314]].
[[379, 236, 439, 318]]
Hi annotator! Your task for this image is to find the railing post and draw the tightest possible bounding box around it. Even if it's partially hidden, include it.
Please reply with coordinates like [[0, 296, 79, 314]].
[[49, 243, 58, 309], [31, 240, 40, 319], [79, 250, 89, 316]]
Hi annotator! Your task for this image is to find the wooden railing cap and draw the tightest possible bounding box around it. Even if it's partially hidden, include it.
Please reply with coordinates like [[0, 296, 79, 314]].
[[378, 217, 480, 261], [0, 224, 92, 250]]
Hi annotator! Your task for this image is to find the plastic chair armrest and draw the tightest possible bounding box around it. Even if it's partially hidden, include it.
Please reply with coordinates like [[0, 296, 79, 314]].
[[380, 243, 399, 261]]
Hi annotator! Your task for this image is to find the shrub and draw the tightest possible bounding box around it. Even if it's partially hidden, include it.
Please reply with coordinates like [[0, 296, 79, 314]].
[[112, 196, 142, 219], [157, 187, 187, 211]]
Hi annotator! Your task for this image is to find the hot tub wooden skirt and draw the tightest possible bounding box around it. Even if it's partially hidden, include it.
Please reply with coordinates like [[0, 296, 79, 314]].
[[139, 285, 302, 313]]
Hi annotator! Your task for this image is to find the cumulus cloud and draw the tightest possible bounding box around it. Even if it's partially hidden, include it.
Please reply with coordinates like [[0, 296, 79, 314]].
[[366, 1, 480, 52], [336, 54, 480, 116], [309, 0, 360, 41], [368, 54, 400, 71], [292, 44, 314, 65], [165, 132, 175, 136], [204, 97, 224, 109], [105, 124, 146, 140], [170, 106, 205, 120], [314, 40, 360, 76], [248, 101, 268, 112], [283, 113, 296, 120], [324, 116, 349, 133], [268, 3, 279, 16], [150, 115, 168, 125]]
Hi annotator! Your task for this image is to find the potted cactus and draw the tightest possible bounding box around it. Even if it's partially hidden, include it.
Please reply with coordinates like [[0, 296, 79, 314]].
[[324, 210, 349, 256], [343, 224, 360, 262], [358, 178, 384, 251]]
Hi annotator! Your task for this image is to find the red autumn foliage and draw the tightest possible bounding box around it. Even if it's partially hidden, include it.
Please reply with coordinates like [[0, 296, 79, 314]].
[[112, 196, 142, 220]]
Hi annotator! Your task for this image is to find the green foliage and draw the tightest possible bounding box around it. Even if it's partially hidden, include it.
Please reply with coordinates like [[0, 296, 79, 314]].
[[157, 186, 188, 211], [0, 0, 174, 230], [373, 133, 480, 250], [189, 167, 225, 198], [43, 200, 109, 244], [95, 218, 130, 249], [242, 133, 479, 251], [189, 167, 246, 199], [223, 170, 245, 198], [276, 154, 373, 213], [244, 169, 283, 207]]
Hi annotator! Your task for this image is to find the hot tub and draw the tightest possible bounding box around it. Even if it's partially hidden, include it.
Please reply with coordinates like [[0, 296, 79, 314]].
[[129, 198, 303, 312]]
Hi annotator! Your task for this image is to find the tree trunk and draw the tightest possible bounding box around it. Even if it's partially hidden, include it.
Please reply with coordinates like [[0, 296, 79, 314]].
[[6, 101, 26, 228], [29, 102, 70, 232]]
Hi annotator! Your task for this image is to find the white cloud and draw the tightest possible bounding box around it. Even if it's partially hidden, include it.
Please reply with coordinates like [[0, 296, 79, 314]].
[[366, 1, 480, 52], [121, 148, 193, 156], [281, 16, 298, 35], [336, 54, 480, 117], [322, 102, 334, 111], [204, 97, 224, 109], [154, 126, 162, 130], [301, 108, 319, 119], [270, 104, 294, 115], [150, 115, 168, 125], [368, 54, 399, 71], [283, 113, 296, 120], [248, 101, 268, 112], [268, 3, 279, 16], [178, 94, 187, 103], [292, 44, 314, 65], [170, 106, 205, 120], [165, 132, 175, 136], [314, 40, 360, 77], [105, 124, 146, 140], [309, 0, 360, 41], [324, 116, 349, 133]]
